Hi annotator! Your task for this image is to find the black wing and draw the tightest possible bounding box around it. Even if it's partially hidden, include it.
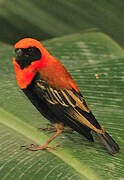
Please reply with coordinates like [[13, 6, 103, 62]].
[[30, 74, 103, 141]]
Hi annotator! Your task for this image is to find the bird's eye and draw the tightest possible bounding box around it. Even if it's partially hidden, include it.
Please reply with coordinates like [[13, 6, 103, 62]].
[[27, 47, 34, 53], [26, 47, 42, 61]]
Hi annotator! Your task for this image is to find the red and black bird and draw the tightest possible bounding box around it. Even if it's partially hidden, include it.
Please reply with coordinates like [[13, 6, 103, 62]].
[[13, 38, 120, 155]]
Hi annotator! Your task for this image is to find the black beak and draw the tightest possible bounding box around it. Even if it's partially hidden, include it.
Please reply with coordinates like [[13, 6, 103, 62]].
[[15, 48, 24, 61]]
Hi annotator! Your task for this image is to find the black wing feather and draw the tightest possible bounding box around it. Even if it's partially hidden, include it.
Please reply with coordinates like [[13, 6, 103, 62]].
[[27, 74, 103, 140], [36, 78, 102, 128]]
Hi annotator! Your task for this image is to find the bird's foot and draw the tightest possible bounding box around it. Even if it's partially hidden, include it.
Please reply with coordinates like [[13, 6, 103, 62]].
[[38, 123, 56, 132], [21, 144, 58, 151], [39, 123, 74, 133]]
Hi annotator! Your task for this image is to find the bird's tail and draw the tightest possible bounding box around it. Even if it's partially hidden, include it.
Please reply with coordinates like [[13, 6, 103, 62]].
[[95, 131, 120, 155]]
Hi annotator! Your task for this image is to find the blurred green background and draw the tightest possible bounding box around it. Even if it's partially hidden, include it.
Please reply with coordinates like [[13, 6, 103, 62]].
[[0, 1, 124, 180], [0, 0, 124, 47]]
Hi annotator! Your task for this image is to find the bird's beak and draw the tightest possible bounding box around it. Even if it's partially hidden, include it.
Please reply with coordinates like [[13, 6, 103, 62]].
[[15, 48, 24, 61]]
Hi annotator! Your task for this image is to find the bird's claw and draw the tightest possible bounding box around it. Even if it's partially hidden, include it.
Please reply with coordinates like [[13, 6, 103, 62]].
[[21, 144, 59, 151], [38, 124, 56, 132]]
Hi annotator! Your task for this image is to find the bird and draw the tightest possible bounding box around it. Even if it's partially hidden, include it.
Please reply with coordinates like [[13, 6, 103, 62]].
[[13, 38, 120, 155]]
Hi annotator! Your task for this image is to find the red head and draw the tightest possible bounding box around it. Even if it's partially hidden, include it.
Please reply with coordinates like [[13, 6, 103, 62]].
[[14, 38, 50, 69], [13, 38, 50, 89]]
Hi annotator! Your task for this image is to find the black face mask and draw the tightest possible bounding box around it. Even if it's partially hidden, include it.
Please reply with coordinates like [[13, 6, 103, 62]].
[[15, 47, 42, 69]]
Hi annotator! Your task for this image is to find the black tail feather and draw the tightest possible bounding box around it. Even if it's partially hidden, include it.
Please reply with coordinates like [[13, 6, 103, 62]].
[[95, 131, 120, 155]]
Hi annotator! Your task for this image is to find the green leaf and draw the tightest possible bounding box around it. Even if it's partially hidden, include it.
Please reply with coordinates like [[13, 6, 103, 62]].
[[0, 0, 124, 47], [0, 32, 124, 180]]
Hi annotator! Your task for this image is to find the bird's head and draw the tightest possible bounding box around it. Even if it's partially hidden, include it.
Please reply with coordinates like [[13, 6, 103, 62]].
[[13, 38, 51, 89], [14, 38, 49, 70]]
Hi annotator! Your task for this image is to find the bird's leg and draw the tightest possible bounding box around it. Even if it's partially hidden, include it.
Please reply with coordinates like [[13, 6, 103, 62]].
[[39, 123, 74, 133], [38, 123, 56, 132], [22, 123, 64, 151]]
